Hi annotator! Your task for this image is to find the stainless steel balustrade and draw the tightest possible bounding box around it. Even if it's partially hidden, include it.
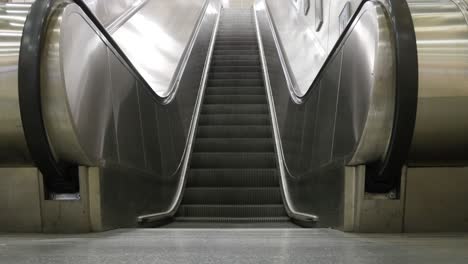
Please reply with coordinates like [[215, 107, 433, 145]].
[[0, 0, 221, 230], [39, 0, 220, 219], [0, 0, 212, 166], [255, 0, 468, 228], [255, 0, 402, 227]]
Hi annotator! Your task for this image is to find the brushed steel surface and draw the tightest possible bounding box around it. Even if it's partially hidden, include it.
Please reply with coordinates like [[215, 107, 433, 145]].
[[112, 0, 207, 97], [42, 4, 113, 165], [82, 0, 145, 30], [0, 0, 145, 165], [266, 0, 363, 96], [40, 0, 220, 221], [0, 3, 31, 165], [407, 0, 468, 165], [255, 0, 396, 227]]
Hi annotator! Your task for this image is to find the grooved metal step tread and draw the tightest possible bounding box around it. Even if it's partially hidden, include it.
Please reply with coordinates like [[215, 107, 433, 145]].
[[204, 95, 266, 104], [214, 45, 258, 50], [214, 38, 258, 43], [199, 114, 270, 126], [202, 104, 268, 114], [175, 217, 290, 223], [215, 40, 258, 45], [187, 168, 278, 187], [194, 138, 274, 152], [197, 125, 272, 138], [182, 187, 282, 204], [213, 50, 259, 56], [206, 87, 265, 96], [208, 79, 263, 87], [190, 152, 276, 168], [210, 72, 262, 79], [210, 66, 261, 72], [212, 60, 260, 66], [177, 204, 287, 218], [213, 54, 259, 60], [175, 9, 289, 224], [210, 71, 263, 80]]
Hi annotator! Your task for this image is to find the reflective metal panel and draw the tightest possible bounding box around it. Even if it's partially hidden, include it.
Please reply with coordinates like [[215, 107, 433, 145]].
[[0, 0, 146, 166], [265, 0, 363, 96], [112, 0, 207, 97], [41, 0, 220, 219], [0, 3, 31, 165], [255, 0, 396, 227], [82, 0, 145, 29], [42, 6, 115, 165], [407, 0, 468, 165]]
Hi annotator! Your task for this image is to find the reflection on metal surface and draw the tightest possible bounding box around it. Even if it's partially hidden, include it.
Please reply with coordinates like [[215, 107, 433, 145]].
[[39, 0, 221, 218], [339, 2, 351, 34], [82, 0, 145, 30], [112, 0, 207, 97], [255, 0, 396, 226], [268, 0, 363, 97], [315, 0, 322, 31], [254, 5, 318, 223], [407, 0, 468, 165], [0, 2, 31, 165], [138, 5, 221, 224]]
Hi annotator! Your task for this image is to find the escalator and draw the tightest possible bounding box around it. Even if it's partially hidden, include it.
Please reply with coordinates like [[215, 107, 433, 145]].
[[1, 0, 468, 233], [175, 9, 288, 223]]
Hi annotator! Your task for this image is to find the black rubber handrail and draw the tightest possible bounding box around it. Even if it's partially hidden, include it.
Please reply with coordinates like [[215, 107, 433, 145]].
[[19, 0, 77, 195], [17, 0, 192, 195], [266, 0, 418, 192], [363, 0, 418, 193]]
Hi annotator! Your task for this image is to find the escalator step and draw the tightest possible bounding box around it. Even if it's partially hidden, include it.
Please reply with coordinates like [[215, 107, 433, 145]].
[[182, 187, 282, 204], [213, 50, 259, 56], [206, 87, 265, 96], [210, 66, 261, 72], [214, 45, 258, 50], [197, 125, 272, 138], [204, 95, 266, 104], [194, 138, 274, 152], [213, 54, 259, 61], [212, 60, 260, 66], [174, 217, 290, 223], [208, 79, 263, 87], [174, 9, 287, 224], [177, 204, 287, 218], [191, 152, 276, 168], [210, 72, 262, 79], [215, 40, 258, 46], [199, 114, 270, 125], [187, 168, 279, 187], [202, 104, 268, 114]]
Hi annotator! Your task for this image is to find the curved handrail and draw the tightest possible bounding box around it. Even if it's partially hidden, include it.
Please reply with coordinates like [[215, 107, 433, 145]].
[[18, 0, 211, 195], [253, 7, 319, 224], [137, 8, 222, 224], [258, 0, 418, 193]]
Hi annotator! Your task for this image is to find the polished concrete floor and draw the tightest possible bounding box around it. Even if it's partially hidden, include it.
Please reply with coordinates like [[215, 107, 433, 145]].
[[0, 228, 468, 263]]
